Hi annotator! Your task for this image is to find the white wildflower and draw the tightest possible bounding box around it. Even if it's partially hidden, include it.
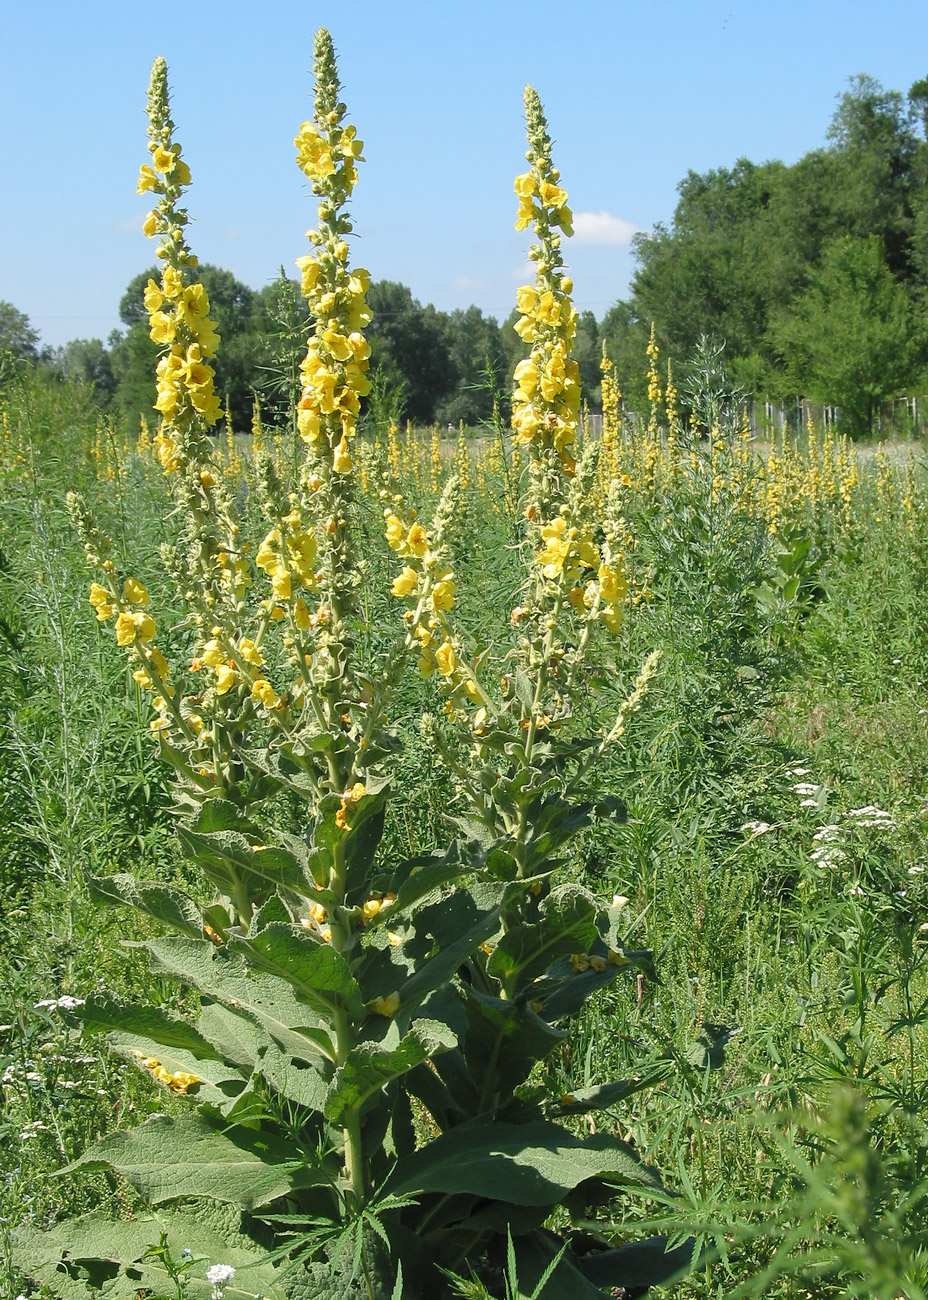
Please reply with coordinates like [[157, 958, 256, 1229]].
[[612, 894, 629, 910], [207, 1263, 236, 1299], [791, 783, 820, 796], [741, 821, 772, 835], [799, 798, 820, 808]]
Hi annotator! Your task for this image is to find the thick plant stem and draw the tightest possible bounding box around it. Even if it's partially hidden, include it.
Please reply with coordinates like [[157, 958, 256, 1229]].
[[332, 1004, 365, 1202]]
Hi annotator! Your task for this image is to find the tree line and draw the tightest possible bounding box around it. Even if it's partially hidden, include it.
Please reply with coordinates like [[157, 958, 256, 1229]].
[[604, 74, 928, 435], [0, 272, 603, 434], [4, 71, 928, 437]]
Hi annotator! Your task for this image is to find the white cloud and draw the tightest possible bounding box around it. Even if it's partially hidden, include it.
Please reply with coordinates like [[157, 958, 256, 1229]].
[[570, 211, 638, 245], [452, 275, 488, 293]]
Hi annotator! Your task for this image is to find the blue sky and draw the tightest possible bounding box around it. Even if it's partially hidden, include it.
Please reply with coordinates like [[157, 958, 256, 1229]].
[[3, 0, 928, 348]]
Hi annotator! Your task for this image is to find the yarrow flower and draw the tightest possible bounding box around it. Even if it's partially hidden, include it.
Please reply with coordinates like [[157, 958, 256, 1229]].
[[206, 1262, 236, 1298]]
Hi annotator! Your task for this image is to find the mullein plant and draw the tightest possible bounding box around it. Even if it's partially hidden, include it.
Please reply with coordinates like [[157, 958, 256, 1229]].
[[18, 45, 688, 1300]]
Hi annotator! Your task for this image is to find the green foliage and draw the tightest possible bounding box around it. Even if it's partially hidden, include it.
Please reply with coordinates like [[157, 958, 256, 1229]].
[[606, 72, 928, 420], [773, 234, 917, 435]]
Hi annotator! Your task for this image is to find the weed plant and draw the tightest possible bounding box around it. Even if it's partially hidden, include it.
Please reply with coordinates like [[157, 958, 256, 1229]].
[[1, 37, 928, 1300]]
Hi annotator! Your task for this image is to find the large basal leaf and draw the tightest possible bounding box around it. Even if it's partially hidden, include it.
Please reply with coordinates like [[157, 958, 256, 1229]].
[[388, 1120, 662, 1205], [508, 1229, 608, 1300], [196, 996, 274, 1070], [12, 1206, 287, 1299], [147, 936, 336, 1063], [178, 825, 306, 897], [324, 1018, 458, 1125], [487, 884, 598, 990], [577, 1234, 698, 1289], [87, 872, 203, 939], [72, 992, 221, 1059], [60, 1112, 328, 1210], [228, 923, 364, 1017], [258, 1039, 330, 1112]]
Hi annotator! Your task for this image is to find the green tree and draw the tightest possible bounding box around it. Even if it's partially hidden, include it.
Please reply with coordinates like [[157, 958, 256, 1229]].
[[366, 280, 456, 423], [0, 301, 40, 369], [113, 264, 272, 432], [50, 338, 116, 408], [435, 304, 508, 426], [605, 73, 927, 409], [774, 235, 917, 436]]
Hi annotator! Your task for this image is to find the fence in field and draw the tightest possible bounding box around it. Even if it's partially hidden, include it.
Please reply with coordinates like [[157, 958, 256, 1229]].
[[752, 396, 927, 439], [584, 397, 928, 441]]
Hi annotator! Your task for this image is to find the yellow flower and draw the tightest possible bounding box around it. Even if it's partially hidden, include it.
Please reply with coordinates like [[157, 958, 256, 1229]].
[[513, 358, 539, 398], [151, 145, 176, 173], [149, 312, 175, 344], [214, 664, 236, 695], [114, 612, 137, 646], [177, 284, 209, 332], [516, 285, 537, 316], [142, 211, 159, 239], [201, 638, 224, 667], [368, 991, 400, 1018], [598, 563, 627, 604], [384, 513, 405, 550], [361, 896, 383, 923], [332, 436, 353, 474], [238, 638, 265, 667], [161, 265, 183, 300], [143, 278, 164, 313], [271, 565, 292, 601], [391, 566, 418, 598], [431, 577, 456, 611], [88, 582, 114, 620], [137, 164, 157, 194], [123, 577, 150, 606], [251, 677, 280, 709], [435, 641, 456, 676], [135, 612, 156, 643], [407, 523, 428, 557]]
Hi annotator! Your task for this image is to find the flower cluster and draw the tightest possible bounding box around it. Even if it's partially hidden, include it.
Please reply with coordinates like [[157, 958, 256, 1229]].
[[510, 87, 580, 472], [131, 1049, 199, 1095], [384, 479, 477, 690], [70, 499, 184, 736], [293, 32, 372, 472], [138, 57, 222, 463]]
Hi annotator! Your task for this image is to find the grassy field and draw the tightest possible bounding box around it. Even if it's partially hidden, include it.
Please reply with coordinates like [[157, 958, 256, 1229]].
[[2, 366, 928, 1298]]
